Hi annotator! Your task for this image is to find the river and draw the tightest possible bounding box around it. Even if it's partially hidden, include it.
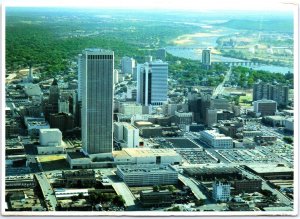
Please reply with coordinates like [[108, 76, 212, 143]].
[[166, 25, 293, 74]]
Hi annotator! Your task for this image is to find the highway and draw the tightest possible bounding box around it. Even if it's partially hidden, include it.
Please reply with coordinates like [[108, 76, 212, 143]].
[[212, 66, 232, 98], [35, 172, 57, 211], [178, 174, 207, 200], [112, 182, 136, 209]]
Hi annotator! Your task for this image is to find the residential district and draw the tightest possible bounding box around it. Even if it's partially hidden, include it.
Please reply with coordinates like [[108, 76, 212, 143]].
[[5, 48, 294, 212]]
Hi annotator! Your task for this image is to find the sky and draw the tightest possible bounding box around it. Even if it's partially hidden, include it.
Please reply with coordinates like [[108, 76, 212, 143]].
[[2, 0, 297, 12]]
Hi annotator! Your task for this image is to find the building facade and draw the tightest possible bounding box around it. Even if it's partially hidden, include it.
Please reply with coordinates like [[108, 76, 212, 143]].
[[212, 181, 231, 202], [121, 56, 135, 75], [253, 82, 289, 106], [200, 130, 233, 148], [79, 49, 114, 155], [116, 164, 178, 186], [253, 99, 277, 116], [136, 60, 168, 106], [202, 49, 211, 68]]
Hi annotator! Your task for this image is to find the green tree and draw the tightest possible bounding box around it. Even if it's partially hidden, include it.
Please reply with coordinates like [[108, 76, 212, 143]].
[[153, 185, 159, 192]]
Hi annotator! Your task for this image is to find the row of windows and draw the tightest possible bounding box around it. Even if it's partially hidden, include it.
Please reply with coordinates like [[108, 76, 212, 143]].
[[88, 55, 113, 59]]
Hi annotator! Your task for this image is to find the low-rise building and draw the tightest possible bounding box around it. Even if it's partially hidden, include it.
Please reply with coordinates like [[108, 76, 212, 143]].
[[253, 99, 277, 116], [140, 190, 173, 207], [62, 170, 96, 187], [212, 181, 231, 202], [119, 103, 143, 115], [113, 148, 182, 165], [24, 117, 50, 136], [233, 179, 262, 194], [284, 117, 294, 132], [254, 135, 277, 145], [245, 164, 293, 180], [39, 128, 62, 146], [116, 164, 178, 186], [200, 130, 233, 148], [54, 188, 89, 199], [5, 175, 36, 189]]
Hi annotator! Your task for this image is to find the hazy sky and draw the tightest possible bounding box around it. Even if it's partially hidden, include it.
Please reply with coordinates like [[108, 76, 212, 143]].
[[2, 0, 296, 12]]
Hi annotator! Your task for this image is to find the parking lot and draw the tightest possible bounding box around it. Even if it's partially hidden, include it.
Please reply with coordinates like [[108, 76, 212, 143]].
[[216, 148, 280, 164], [176, 148, 218, 164]]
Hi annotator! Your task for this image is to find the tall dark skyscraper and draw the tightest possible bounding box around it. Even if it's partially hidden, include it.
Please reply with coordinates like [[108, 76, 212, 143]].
[[79, 49, 114, 155]]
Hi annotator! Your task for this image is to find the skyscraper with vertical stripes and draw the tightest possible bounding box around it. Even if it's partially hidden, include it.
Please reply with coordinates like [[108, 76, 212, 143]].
[[79, 49, 114, 155]]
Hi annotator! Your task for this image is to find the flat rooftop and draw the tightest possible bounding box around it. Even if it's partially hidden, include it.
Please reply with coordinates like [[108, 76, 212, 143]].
[[113, 148, 179, 158], [39, 128, 61, 133], [184, 166, 240, 175], [166, 138, 200, 149], [246, 164, 293, 174], [67, 152, 88, 159], [135, 121, 153, 126], [201, 130, 232, 139], [117, 164, 176, 174]]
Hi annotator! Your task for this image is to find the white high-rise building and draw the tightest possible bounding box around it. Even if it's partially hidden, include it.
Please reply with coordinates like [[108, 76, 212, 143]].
[[136, 60, 168, 106], [121, 57, 135, 75], [123, 123, 139, 148], [79, 49, 114, 155]]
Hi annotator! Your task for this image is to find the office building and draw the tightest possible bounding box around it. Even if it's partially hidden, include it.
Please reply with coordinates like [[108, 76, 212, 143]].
[[113, 148, 182, 165], [136, 60, 168, 106], [156, 48, 166, 61], [116, 164, 178, 186], [79, 49, 114, 155], [43, 79, 60, 120], [140, 190, 173, 207], [39, 128, 62, 146], [77, 54, 83, 101], [202, 49, 211, 68], [253, 82, 289, 106], [206, 109, 218, 127], [233, 179, 262, 194], [114, 122, 125, 141], [188, 97, 202, 123], [174, 111, 193, 129], [145, 55, 153, 62], [114, 69, 119, 84], [49, 79, 60, 105], [121, 56, 135, 75], [114, 122, 139, 148], [200, 130, 233, 148], [49, 112, 74, 133], [58, 99, 69, 114], [123, 123, 139, 148], [211, 98, 230, 110], [119, 103, 143, 115], [212, 181, 231, 202], [253, 99, 277, 116], [60, 89, 77, 115]]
